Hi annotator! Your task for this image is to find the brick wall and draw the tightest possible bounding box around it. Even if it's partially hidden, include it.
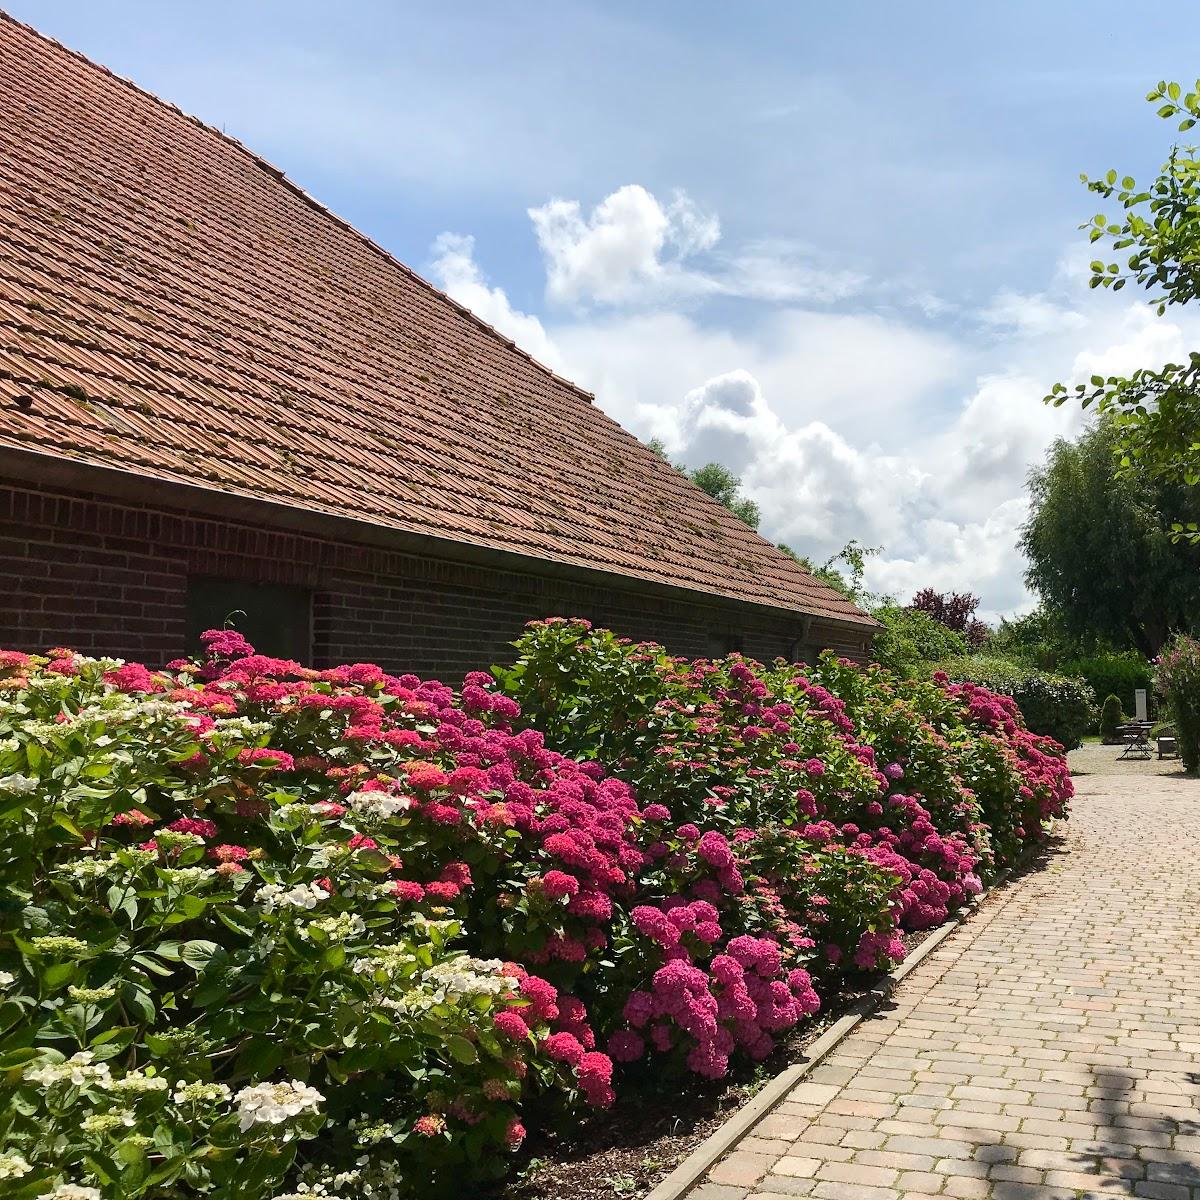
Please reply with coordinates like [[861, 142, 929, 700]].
[[0, 483, 870, 679]]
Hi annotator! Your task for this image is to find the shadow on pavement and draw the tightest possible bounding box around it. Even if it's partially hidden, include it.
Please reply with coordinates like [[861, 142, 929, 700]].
[[961, 1066, 1200, 1197]]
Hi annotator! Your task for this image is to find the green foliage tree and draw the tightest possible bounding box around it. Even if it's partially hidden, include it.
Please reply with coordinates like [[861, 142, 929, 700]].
[[647, 439, 761, 530], [987, 607, 1084, 670], [778, 539, 880, 603], [687, 461, 761, 529], [1047, 80, 1200, 534], [1099, 693, 1125, 742], [870, 605, 970, 679], [1021, 419, 1200, 657]]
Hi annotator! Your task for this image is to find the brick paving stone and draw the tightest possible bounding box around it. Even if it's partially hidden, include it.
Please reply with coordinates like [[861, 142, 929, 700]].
[[710, 1153, 774, 1187], [688, 772, 1200, 1199]]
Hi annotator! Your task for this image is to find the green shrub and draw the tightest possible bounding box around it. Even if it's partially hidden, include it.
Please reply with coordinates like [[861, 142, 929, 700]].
[[1099, 694, 1125, 742], [1154, 635, 1200, 773], [869, 605, 970, 679], [932, 655, 1095, 749], [0, 646, 600, 1198], [0, 630, 1077, 1197], [1059, 651, 1152, 720]]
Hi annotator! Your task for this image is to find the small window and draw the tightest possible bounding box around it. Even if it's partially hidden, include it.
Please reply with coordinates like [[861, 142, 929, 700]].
[[186, 576, 312, 661], [706, 632, 744, 659]]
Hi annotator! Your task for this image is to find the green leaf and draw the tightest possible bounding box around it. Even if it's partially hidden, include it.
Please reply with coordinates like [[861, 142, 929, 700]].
[[444, 1035, 479, 1064], [51, 811, 87, 841], [180, 940, 220, 971], [90, 1025, 136, 1048], [236, 1036, 284, 1078], [120, 982, 156, 1024], [176, 894, 208, 920], [41, 962, 76, 990]]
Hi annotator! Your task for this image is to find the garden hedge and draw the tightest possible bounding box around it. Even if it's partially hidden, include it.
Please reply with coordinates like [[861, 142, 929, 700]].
[[1059, 651, 1152, 723], [1099, 694, 1125, 742], [0, 624, 1071, 1198], [931, 655, 1094, 749]]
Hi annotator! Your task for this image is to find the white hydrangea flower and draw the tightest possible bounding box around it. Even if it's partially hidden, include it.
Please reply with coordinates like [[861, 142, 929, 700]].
[[123, 849, 160, 868], [29, 936, 89, 958], [151, 829, 204, 852], [67, 984, 116, 1004], [235, 1079, 324, 1132], [61, 857, 115, 881], [158, 866, 216, 888], [81, 1108, 135, 1133], [40, 692, 189, 731], [424, 955, 518, 1000], [173, 1081, 232, 1105], [301, 913, 365, 943], [0, 1154, 31, 1180], [107, 1071, 168, 1095], [25, 1051, 112, 1089], [256, 882, 328, 913], [345, 790, 412, 819], [0, 773, 37, 795], [0, 971, 15, 989], [368, 951, 516, 1014], [207, 716, 273, 741], [48, 1183, 102, 1199]]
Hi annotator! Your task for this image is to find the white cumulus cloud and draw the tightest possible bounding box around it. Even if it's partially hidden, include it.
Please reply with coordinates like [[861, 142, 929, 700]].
[[529, 185, 720, 306], [425, 201, 1200, 621], [429, 232, 564, 372], [528, 184, 864, 309]]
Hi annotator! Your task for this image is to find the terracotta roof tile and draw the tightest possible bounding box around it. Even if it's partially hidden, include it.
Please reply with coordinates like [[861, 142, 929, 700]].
[[0, 13, 875, 629]]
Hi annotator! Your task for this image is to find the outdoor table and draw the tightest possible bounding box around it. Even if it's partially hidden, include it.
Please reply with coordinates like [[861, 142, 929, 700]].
[[1117, 721, 1153, 760]]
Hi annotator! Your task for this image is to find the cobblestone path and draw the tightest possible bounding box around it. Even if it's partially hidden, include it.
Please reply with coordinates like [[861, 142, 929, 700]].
[[689, 770, 1200, 1200]]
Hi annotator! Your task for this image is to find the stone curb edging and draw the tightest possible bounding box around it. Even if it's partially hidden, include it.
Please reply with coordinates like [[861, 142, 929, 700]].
[[643, 870, 1014, 1200]]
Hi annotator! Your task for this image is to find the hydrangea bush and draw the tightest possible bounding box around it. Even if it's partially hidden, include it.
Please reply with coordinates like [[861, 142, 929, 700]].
[[1154, 634, 1200, 773], [0, 641, 599, 1197], [931, 655, 1095, 750], [0, 624, 1071, 1198], [493, 621, 1072, 924]]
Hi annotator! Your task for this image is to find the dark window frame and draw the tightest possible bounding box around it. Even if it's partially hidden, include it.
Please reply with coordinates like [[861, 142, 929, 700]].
[[706, 631, 745, 659], [185, 575, 313, 661]]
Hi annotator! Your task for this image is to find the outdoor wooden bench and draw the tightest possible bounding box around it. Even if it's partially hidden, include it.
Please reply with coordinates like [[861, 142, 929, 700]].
[[1158, 735, 1177, 759]]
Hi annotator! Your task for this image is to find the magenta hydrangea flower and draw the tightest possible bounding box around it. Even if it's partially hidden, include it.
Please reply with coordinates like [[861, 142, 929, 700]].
[[607, 1029, 645, 1062], [493, 1011, 530, 1041]]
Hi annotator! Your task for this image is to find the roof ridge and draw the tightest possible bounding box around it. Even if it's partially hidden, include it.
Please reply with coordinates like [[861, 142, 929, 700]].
[[0, 8, 596, 405]]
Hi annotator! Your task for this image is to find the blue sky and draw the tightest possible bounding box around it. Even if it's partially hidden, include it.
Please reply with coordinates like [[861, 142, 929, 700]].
[[14, 1, 1200, 616]]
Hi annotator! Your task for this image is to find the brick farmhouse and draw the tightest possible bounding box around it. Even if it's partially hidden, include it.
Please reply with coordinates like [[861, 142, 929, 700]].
[[0, 15, 876, 679]]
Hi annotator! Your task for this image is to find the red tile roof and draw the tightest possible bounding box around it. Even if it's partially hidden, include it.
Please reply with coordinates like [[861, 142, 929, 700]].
[[0, 14, 874, 630]]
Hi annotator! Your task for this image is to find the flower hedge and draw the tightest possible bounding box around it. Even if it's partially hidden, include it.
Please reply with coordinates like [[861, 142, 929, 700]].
[[1154, 633, 1200, 773], [931, 654, 1095, 750], [0, 623, 1071, 1198]]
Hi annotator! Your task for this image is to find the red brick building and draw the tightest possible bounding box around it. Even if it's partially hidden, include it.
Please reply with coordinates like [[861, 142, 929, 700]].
[[0, 15, 875, 678]]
